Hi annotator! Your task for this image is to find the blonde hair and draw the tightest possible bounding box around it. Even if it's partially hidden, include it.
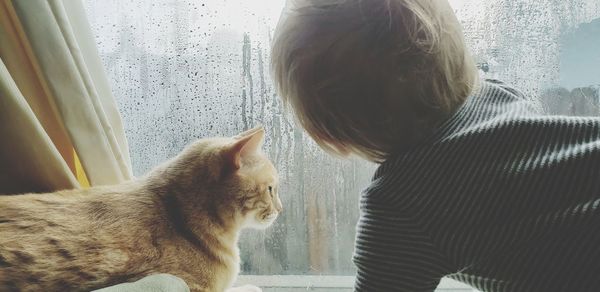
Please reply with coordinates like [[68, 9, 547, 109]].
[[271, 0, 478, 162]]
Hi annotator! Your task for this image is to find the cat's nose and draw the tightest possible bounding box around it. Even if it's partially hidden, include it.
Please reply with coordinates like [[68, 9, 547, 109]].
[[275, 198, 283, 212]]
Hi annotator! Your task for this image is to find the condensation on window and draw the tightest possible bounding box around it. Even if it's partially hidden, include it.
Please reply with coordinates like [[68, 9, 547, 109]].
[[84, 0, 599, 276], [456, 0, 600, 115]]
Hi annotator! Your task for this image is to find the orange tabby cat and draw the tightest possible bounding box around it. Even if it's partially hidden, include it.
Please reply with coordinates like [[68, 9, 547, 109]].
[[0, 127, 282, 292]]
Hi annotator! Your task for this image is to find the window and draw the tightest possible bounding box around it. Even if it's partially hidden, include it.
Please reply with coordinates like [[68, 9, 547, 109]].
[[456, 0, 600, 116], [84, 1, 599, 291]]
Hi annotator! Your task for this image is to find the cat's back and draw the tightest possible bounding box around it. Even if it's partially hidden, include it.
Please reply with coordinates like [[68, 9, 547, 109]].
[[0, 186, 161, 291], [1, 190, 86, 243], [0, 188, 109, 244]]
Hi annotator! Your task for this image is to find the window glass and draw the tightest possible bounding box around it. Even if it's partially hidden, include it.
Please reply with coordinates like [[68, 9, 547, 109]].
[[457, 0, 600, 115], [84, 0, 600, 277]]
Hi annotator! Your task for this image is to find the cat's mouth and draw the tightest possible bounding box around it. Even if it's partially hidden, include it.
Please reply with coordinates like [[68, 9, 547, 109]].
[[259, 212, 279, 226], [243, 210, 279, 229], [264, 212, 278, 221]]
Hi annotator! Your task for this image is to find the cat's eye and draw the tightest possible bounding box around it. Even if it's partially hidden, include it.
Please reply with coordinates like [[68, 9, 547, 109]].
[[268, 186, 273, 197]]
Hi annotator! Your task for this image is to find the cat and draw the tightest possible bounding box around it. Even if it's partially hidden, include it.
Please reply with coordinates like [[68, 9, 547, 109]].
[[0, 127, 282, 292]]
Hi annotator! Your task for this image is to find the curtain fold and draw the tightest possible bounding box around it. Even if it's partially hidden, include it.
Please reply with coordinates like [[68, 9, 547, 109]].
[[0, 0, 132, 194], [0, 59, 79, 194]]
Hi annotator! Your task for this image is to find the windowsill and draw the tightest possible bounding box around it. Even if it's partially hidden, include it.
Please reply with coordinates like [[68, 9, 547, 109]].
[[236, 276, 478, 291]]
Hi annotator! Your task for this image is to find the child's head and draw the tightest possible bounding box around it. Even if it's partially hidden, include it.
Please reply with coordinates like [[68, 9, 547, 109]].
[[271, 0, 478, 162]]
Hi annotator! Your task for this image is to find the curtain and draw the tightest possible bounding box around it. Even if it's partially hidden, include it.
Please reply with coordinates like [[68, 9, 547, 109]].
[[0, 0, 132, 194]]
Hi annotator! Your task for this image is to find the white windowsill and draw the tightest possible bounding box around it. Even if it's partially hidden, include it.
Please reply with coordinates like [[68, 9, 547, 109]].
[[236, 276, 478, 291]]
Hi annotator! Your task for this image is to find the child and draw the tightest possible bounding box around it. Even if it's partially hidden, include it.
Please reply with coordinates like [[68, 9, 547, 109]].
[[271, 1, 600, 291]]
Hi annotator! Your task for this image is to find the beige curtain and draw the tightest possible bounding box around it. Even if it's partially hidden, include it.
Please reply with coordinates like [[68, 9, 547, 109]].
[[0, 0, 132, 194]]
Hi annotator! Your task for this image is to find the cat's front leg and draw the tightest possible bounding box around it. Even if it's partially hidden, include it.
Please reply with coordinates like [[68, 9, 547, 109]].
[[226, 284, 262, 292]]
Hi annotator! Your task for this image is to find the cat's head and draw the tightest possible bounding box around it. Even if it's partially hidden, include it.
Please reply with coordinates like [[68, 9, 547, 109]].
[[162, 127, 282, 230]]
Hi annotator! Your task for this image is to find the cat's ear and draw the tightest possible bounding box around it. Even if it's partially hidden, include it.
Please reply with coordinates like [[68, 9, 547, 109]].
[[234, 126, 263, 139], [224, 127, 265, 170]]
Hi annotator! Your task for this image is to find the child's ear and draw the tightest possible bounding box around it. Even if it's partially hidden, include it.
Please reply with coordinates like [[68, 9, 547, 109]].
[[224, 127, 265, 170]]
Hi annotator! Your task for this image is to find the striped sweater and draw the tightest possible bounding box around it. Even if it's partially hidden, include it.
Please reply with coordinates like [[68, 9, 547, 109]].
[[353, 80, 600, 292]]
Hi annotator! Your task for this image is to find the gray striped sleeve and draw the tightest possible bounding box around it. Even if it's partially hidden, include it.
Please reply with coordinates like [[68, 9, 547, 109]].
[[353, 197, 454, 291]]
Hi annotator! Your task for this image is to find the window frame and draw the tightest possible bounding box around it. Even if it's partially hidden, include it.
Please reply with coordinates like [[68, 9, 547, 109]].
[[235, 275, 478, 291]]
